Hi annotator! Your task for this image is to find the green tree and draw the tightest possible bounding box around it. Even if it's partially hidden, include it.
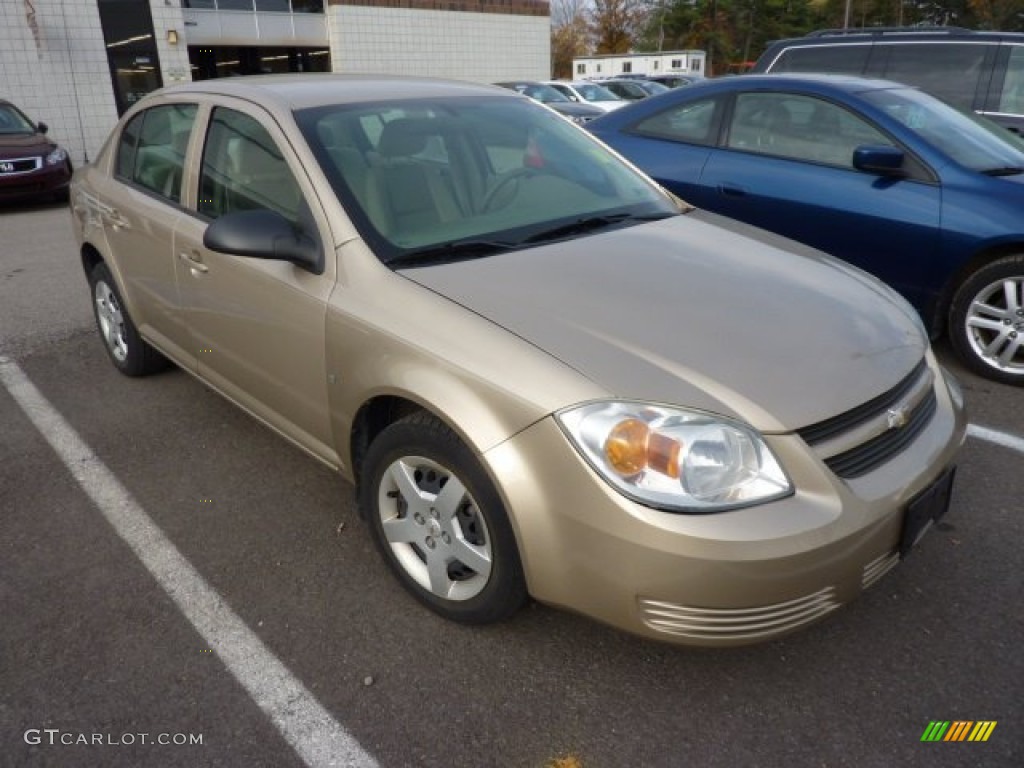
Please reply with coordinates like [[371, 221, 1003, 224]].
[[590, 0, 650, 54]]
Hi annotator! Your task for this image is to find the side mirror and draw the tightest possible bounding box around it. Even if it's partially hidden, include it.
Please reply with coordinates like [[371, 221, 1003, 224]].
[[37, 122, 49, 135], [203, 209, 323, 274], [853, 145, 905, 176]]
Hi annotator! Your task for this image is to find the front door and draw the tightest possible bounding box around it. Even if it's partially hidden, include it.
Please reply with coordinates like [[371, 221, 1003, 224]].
[[173, 102, 338, 464]]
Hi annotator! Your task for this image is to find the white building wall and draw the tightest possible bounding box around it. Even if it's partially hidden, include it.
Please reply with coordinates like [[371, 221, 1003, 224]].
[[328, 7, 549, 83], [1, 1, 113, 166], [0, 2, 549, 164], [149, 1, 192, 88], [0, 1, 190, 166]]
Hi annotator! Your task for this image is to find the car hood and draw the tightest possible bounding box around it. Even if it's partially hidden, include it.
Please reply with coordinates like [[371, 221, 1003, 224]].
[[0, 133, 50, 159], [401, 211, 927, 433], [547, 101, 605, 118]]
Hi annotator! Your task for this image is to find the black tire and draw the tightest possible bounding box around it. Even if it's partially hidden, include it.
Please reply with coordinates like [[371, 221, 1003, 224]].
[[88, 262, 169, 377], [359, 412, 528, 624], [949, 255, 1024, 386]]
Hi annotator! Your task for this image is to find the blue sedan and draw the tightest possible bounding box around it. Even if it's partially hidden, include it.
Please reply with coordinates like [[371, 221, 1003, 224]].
[[588, 74, 1024, 385]]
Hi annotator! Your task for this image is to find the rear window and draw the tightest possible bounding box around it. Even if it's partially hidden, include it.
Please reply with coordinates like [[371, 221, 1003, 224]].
[[878, 42, 990, 110], [770, 44, 870, 75], [997, 45, 1024, 114]]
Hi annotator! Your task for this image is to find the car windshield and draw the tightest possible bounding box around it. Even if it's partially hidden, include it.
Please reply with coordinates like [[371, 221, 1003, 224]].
[[296, 96, 678, 264], [639, 81, 670, 95], [862, 87, 1024, 173], [520, 84, 571, 104], [0, 104, 37, 135], [574, 83, 622, 102]]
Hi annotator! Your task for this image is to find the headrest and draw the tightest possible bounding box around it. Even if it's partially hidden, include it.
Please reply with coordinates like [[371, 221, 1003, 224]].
[[377, 118, 443, 159]]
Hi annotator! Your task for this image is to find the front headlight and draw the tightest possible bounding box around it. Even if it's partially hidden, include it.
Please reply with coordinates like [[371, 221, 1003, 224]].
[[45, 147, 68, 166], [557, 402, 792, 513]]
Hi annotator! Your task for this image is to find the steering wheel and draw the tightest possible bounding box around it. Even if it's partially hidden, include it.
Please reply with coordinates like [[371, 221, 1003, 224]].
[[481, 167, 547, 212]]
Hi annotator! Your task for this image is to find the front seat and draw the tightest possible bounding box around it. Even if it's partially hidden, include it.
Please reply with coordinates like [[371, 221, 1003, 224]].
[[363, 118, 463, 242]]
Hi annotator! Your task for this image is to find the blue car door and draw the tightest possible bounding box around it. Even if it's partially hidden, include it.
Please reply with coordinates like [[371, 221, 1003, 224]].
[[698, 91, 942, 309]]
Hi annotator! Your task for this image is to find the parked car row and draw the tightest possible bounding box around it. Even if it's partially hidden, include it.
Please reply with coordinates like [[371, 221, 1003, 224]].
[[496, 76, 694, 120], [69, 74, 965, 646]]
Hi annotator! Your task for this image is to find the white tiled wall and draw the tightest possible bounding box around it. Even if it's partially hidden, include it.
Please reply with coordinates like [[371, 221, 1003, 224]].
[[0, 1, 190, 166], [328, 7, 550, 84], [1, 1, 115, 166], [0, 2, 549, 164]]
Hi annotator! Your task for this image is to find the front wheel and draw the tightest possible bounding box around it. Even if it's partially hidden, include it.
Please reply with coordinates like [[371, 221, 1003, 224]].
[[949, 255, 1024, 385], [359, 412, 528, 624]]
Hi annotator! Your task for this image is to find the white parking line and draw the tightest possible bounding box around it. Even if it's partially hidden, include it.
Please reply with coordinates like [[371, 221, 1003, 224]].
[[967, 423, 1024, 455], [0, 357, 378, 768]]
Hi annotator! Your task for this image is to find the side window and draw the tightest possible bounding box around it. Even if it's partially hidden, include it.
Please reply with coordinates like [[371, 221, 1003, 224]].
[[880, 43, 989, 110], [199, 107, 305, 224], [126, 104, 197, 203], [771, 45, 871, 75], [726, 93, 892, 167], [998, 45, 1024, 114], [630, 98, 721, 146], [115, 112, 143, 180]]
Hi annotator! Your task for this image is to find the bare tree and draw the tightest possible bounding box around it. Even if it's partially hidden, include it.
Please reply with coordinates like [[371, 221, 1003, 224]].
[[552, 0, 592, 78]]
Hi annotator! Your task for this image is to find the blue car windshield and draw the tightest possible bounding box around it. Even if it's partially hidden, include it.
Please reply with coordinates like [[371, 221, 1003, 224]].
[[863, 87, 1024, 173]]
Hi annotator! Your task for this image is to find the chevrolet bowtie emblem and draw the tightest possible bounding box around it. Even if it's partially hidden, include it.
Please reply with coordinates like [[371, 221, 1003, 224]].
[[886, 406, 911, 430]]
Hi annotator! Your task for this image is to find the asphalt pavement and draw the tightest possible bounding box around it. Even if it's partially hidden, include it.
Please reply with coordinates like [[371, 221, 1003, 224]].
[[1, 201, 1021, 768]]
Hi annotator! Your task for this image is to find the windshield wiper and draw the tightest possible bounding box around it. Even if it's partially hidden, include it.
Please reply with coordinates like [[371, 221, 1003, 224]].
[[523, 212, 674, 245], [981, 166, 1024, 177], [387, 239, 517, 269]]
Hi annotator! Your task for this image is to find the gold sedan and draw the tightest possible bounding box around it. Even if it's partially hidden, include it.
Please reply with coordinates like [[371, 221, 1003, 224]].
[[70, 75, 966, 645]]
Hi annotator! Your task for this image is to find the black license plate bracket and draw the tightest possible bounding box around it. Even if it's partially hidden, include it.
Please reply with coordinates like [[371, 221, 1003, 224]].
[[900, 467, 955, 558]]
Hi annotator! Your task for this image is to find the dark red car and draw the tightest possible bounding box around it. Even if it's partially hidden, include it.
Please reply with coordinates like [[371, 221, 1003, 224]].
[[0, 99, 72, 203]]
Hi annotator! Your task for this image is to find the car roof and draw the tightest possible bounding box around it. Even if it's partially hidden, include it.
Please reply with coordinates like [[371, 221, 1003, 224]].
[[766, 26, 1024, 48], [156, 74, 506, 111], [706, 73, 914, 94]]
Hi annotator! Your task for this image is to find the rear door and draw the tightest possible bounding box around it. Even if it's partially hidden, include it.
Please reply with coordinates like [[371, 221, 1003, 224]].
[[699, 90, 942, 307], [99, 101, 199, 366]]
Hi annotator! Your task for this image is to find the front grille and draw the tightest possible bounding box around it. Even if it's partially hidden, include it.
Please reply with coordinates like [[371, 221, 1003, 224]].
[[638, 587, 840, 642], [796, 358, 937, 479], [799, 359, 927, 445], [0, 156, 43, 176], [823, 389, 937, 478]]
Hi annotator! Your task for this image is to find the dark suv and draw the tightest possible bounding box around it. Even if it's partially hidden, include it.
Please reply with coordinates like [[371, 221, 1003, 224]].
[[753, 27, 1024, 133], [0, 99, 72, 203]]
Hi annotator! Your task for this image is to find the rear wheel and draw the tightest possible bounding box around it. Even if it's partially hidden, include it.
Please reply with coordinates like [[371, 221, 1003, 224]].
[[359, 412, 528, 624], [88, 262, 168, 376], [949, 255, 1024, 385]]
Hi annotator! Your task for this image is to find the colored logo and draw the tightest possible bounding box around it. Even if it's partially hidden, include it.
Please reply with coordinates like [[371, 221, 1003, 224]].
[[921, 721, 997, 742]]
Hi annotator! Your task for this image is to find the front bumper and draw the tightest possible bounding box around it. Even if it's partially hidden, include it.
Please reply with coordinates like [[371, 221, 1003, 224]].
[[483, 357, 967, 646], [0, 159, 71, 202]]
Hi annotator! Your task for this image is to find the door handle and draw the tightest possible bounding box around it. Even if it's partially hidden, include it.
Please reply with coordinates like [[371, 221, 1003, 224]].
[[718, 183, 748, 198], [179, 250, 209, 274], [105, 208, 130, 230]]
